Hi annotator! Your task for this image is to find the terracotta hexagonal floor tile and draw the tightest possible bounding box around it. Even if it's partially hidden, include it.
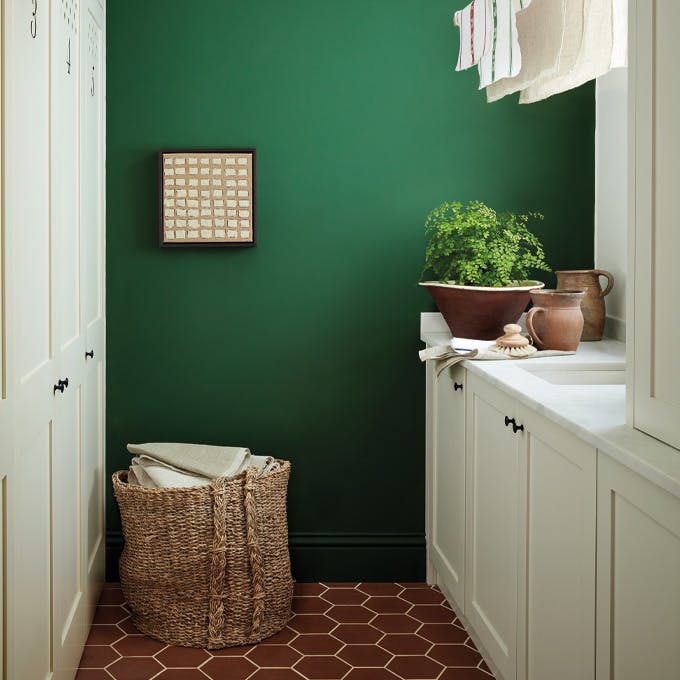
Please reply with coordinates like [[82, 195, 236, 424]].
[[78, 645, 121, 669], [439, 669, 496, 679], [387, 655, 444, 679], [343, 669, 400, 680], [479, 658, 494, 675], [76, 670, 112, 679], [154, 671, 207, 680], [365, 596, 411, 614], [201, 656, 258, 680], [331, 624, 383, 645], [247, 644, 302, 667], [210, 644, 256, 656], [428, 643, 483, 667], [418, 623, 468, 644], [397, 582, 431, 589], [259, 627, 298, 645], [326, 605, 374, 624], [113, 636, 166, 656], [320, 582, 356, 588], [357, 583, 403, 597], [93, 606, 128, 625], [107, 657, 163, 680], [293, 596, 331, 614], [338, 644, 392, 667], [289, 614, 336, 634], [322, 588, 367, 605], [370, 614, 420, 634], [408, 605, 456, 624], [117, 618, 142, 635], [155, 646, 211, 667], [417, 623, 468, 644], [294, 655, 351, 679], [99, 589, 126, 605], [290, 634, 343, 655], [86, 624, 125, 645], [399, 588, 446, 605], [294, 583, 327, 597], [379, 634, 432, 655], [249, 670, 304, 680]]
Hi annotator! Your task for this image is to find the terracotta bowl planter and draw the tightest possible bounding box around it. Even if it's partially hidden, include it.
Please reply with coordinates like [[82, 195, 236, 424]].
[[420, 281, 545, 340]]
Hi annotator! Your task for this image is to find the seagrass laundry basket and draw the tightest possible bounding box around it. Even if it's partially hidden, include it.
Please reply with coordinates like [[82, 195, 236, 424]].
[[112, 461, 293, 648]]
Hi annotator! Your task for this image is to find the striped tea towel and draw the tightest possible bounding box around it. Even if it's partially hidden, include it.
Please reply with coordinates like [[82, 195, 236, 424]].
[[454, 0, 491, 71], [478, 0, 532, 89], [486, 0, 564, 102]]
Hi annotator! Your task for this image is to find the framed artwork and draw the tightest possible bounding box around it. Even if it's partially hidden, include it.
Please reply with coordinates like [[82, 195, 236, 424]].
[[159, 149, 256, 247]]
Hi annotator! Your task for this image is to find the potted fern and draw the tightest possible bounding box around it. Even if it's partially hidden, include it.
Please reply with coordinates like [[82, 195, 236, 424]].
[[419, 200, 550, 339]]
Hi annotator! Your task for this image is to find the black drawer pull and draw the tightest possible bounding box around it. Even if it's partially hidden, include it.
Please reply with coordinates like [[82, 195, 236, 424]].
[[86, 350, 94, 360], [454, 382, 463, 392], [504, 416, 524, 434], [53, 378, 69, 394]]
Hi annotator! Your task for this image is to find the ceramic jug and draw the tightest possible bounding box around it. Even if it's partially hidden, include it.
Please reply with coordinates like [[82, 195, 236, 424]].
[[526, 289, 586, 352], [555, 269, 614, 341]]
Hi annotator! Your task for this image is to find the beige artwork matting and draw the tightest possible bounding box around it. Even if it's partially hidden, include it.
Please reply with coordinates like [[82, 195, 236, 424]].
[[159, 149, 256, 247]]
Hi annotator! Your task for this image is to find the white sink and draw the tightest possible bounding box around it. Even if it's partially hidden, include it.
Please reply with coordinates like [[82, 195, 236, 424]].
[[519, 363, 625, 385]]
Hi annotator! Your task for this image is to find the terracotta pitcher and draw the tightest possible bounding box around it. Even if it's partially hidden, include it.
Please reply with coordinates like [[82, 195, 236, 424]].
[[555, 269, 614, 341], [526, 290, 585, 351]]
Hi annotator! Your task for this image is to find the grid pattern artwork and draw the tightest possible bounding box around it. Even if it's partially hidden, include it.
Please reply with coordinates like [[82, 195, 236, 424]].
[[159, 149, 256, 247]]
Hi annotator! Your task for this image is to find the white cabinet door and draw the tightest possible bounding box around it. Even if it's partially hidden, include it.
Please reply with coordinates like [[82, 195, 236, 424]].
[[630, 0, 680, 449], [520, 415, 596, 680], [80, 0, 106, 616], [465, 375, 522, 680], [596, 455, 680, 680], [51, 0, 88, 676], [4, 0, 54, 676], [430, 365, 466, 607]]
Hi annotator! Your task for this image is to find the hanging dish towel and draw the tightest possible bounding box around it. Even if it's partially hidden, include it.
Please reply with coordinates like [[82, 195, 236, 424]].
[[477, 0, 532, 89], [486, 0, 564, 102], [520, 0, 611, 103], [454, 0, 491, 71]]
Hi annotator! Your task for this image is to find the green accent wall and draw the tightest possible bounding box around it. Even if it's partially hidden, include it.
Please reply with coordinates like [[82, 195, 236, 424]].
[[106, 0, 595, 581]]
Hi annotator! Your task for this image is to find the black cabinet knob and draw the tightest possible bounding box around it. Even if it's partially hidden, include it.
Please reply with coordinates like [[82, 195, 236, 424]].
[[504, 416, 524, 433], [454, 382, 464, 392], [86, 350, 94, 360], [53, 378, 69, 395]]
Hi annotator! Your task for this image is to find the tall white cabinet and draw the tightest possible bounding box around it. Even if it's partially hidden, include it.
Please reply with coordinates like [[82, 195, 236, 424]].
[[2, 0, 106, 677], [629, 0, 680, 450]]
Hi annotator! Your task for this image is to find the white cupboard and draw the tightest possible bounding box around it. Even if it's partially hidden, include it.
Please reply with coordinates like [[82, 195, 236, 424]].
[[2, 0, 106, 677], [428, 368, 597, 680], [629, 0, 680, 450], [596, 456, 680, 680], [428, 364, 466, 606]]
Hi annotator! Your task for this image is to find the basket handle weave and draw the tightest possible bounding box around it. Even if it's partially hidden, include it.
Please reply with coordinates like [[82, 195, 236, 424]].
[[207, 468, 266, 646]]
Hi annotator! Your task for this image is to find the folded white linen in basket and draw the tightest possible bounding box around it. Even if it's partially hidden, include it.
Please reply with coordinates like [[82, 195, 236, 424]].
[[126, 442, 281, 489]]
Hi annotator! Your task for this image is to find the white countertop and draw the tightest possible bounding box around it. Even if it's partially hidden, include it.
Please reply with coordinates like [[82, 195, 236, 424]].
[[421, 315, 680, 499]]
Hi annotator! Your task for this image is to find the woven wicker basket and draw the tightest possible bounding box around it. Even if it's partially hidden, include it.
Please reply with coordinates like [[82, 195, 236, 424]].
[[112, 461, 293, 649]]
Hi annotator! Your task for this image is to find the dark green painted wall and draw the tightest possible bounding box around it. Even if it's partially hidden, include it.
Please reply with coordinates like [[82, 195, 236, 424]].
[[106, 0, 595, 580]]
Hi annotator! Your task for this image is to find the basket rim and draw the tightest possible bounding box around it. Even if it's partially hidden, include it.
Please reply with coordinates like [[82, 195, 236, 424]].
[[113, 459, 291, 494]]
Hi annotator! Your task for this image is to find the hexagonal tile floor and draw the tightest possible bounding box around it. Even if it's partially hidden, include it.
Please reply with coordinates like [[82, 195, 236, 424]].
[[77, 583, 495, 679]]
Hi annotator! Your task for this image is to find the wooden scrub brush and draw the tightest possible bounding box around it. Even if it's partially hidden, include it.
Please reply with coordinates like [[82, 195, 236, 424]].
[[489, 324, 537, 358]]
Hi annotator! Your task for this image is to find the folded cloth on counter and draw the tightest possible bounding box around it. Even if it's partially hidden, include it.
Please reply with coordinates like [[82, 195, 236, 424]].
[[454, 0, 492, 71], [126, 443, 282, 489], [486, 0, 564, 102], [419, 338, 574, 376]]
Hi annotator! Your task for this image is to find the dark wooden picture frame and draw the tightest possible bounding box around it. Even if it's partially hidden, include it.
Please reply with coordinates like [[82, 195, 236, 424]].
[[158, 148, 256, 248]]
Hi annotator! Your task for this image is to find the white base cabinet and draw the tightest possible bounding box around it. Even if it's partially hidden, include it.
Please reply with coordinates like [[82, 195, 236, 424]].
[[428, 368, 597, 680], [596, 456, 680, 680]]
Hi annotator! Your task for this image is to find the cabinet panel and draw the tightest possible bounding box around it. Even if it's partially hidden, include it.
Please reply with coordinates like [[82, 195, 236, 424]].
[[631, 0, 680, 449], [431, 365, 466, 606], [466, 376, 521, 680], [597, 456, 680, 680], [522, 419, 596, 680]]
